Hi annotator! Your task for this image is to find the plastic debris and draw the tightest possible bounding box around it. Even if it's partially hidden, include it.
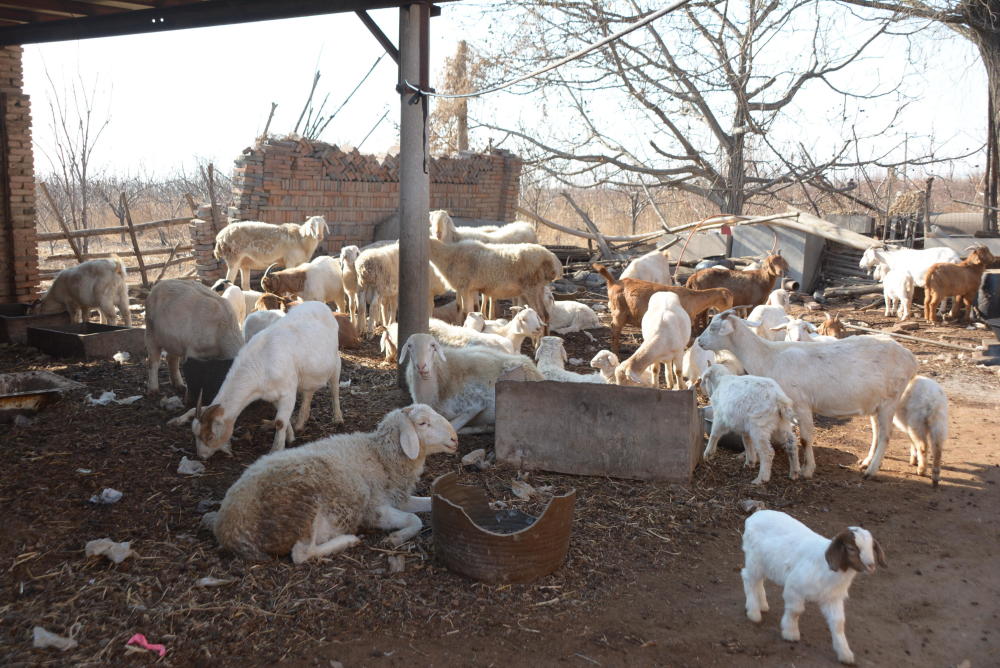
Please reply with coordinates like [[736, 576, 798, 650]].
[[76, 468, 93, 475], [461, 448, 487, 467], [177, 457, 206, 476], [126, 633, 166, 657], [339, 379, 352, 388], [112, 351, 130, 363], [85, 391, 142, 406], [85, 538, 133, 564], [739, 499, 767, 514], [88, 488, 123, 505], [32, 626, 78, 651], [387, 555, 406, 574], [195, 576, 235, 588], [159, 395, 184, 411], [511, 479, 537, 501]]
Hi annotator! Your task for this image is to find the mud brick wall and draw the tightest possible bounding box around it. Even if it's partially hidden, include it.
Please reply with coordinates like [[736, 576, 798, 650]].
[[0, 46, 37, 303], [230, 137, 522, 255]]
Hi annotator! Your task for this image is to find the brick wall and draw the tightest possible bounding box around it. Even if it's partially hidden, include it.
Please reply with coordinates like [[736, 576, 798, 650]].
[[229, 137, 522, 256], [0, 46, 37, 303]]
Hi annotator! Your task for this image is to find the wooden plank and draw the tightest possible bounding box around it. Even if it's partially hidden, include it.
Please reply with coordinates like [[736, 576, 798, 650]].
[[39, 254, 194, 281], [42, 245, 193, 262], [121, 193, 148, 287], [35, 216, 191, 242], [39, 182, 84, 263]]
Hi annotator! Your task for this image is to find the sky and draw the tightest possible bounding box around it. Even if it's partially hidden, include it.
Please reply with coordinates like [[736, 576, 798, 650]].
[[21, 2, 988, 182]]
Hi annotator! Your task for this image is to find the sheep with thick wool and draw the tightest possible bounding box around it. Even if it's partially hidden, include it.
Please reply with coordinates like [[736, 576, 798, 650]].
[[893, 375, 948, 485], [534, 336, 606, 383], [355, 242, 450, 333], [700, 365, 799, 485], [33, 257, 131, 326], [211, 404, 457, 563], [741, 510, 886, 665], [214, 215, 328, 290], [399, 333, 543, 432]]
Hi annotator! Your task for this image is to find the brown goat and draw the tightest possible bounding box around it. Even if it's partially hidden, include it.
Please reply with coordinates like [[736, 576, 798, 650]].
[[333, 312, 360, 349], [924, 246, 996, 323], [817, 312, 845, 339], [261, 267, 307, 296], [685, 254, 791, 327], [254, 292, 293, 312], [592, 264, 734, 354]]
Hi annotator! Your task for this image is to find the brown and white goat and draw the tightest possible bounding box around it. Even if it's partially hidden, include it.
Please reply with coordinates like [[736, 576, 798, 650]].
[[32, 257, 131, 326], [213, 215, 328, 290], [592, 264, 734, 354], [923, 246, 997, 323], [686, 253, 791, 327], [260, 256, 348, 314], [816, 312, 845, 339], [254, 292, 296, 312]]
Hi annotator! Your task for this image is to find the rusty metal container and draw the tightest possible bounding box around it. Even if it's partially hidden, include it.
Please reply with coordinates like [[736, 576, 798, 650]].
[[0, 371, 84, 422], [431, 472, 575, 584], [0, 304, 71, 345], [26, 323, 145, 360]]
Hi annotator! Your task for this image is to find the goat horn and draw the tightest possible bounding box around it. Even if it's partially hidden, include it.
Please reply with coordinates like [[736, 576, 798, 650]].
[[767, 225, 779, 254], [195, 390, 204, 420], [261, 263, 278, 290]]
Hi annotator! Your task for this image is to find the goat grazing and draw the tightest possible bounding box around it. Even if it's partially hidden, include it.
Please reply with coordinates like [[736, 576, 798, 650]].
[[32, 257, 131, 326], [260, 256, 348, 314], [893, 375, 948, 485], [923, 246, 997, 323], [214, 215, 328, 290], [700, 365, 798, 484], [188, 301, 344, 459], [211, 404, 457, 563], [592, 264, 733, 354], [534, 336, 607, 383], [144, 280, 243, 395], [614, 291, 691, 388], [686, 253, 791, 324], [742, 510, 886, 665], [698, 311, 917, 478]]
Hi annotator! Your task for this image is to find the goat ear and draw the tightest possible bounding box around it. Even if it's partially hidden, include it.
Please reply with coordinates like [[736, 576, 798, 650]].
[[769, 323, 788, 331], [533, 347, 543, 362], [398, 411, 421, 460], [561, 346, 568, 364], [825, 532, 851, 572], [873, 538, 887, 568], [398, 342, 410, 366], [805, 322, 818, 332]]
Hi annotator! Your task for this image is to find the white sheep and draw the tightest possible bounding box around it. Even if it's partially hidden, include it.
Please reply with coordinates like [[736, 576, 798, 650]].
[[355, 242, 450, 333], [620, 247, 674, 284], [747, 289, 792, 341], [534, 336, 607, 383], [220, 284, 247, 325], [697, 310, 917, 479], [893, 375, 947, 485], [615, 291, 691, 388], [771, 317, 838, 343], [144, 280, 243, 395], [399, 333, 543, 432], [859, 244, 959, 288], [261, 255, 347, 313], [464, 306, 546, 352], [590, 349, 655, 385], [33, 257, 131, 326], [543, 287, 602, 335], [429, 318, 516, 354], [213, 278, 265, 317], [338, 245, 362, 324], [429, 209, 537, 245], [211, 404, 457, 563], [214, 215, 328, 290], [242, 309, 284, 342], [742, 510, 886, 665], [187, 301, 343, 459], [874, 265, 915, 321], [700, 365, 799, 485]]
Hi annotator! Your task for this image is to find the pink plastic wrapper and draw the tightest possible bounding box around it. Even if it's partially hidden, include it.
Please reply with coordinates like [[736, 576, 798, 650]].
[[126, 633, 166, 657]]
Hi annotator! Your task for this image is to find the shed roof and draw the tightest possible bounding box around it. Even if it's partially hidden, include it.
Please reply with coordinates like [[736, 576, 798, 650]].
[[0, 1, 454, 46]]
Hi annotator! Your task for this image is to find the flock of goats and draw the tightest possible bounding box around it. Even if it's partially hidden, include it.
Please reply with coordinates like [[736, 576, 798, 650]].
[[28, 208, 993, 664]]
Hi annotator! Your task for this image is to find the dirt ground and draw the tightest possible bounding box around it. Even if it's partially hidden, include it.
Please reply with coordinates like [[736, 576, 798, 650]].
[[1, 296, 998, 667]]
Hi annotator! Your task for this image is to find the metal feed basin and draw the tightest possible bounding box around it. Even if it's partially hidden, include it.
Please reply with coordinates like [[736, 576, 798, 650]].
[[26, 323, 145, 360], [0, 304, 71, 345], [0, 371, 84, 421]]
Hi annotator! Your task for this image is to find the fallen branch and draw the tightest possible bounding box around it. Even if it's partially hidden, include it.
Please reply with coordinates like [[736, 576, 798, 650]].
[[843, 323, 980, 352], [561, 191, 614, 260], [516, 206, 664, 242]]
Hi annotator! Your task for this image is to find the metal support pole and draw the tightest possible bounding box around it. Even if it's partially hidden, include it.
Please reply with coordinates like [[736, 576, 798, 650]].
[[396, 2, 431, 388]]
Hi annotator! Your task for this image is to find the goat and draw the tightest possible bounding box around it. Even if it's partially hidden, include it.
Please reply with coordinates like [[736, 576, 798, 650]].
[[893, 375, 948, 485], [214, 215, 328, 290], [260, 256, 347, 314], [923, 246, 996, 323], [685, 253, 791, 326], [859, 243, 960, 288], [614, 291, 691, 388], [32, 257, 131, 326]]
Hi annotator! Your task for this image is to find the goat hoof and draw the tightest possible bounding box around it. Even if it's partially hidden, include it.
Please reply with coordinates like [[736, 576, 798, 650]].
[[781, 630, 800, 642], [746, 611, 762, 623], [838, 653, 856, 665]]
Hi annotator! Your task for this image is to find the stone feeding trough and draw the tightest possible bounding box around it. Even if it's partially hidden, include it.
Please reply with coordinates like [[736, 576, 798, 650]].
[[431, 472, 575, 584], [26, 323, 145, 360], [0, 304, 71, 345], [0, 370, 84, 422]]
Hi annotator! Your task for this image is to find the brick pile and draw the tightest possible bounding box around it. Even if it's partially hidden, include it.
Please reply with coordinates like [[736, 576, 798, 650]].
[[0, 46, 37, 303]]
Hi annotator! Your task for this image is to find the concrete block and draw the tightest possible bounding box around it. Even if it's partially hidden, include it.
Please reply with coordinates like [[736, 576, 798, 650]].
[[495, 381, 703, 482]]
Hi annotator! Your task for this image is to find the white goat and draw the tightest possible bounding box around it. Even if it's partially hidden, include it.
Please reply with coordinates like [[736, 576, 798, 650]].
[[464, 306, 546, 352], [260, 255, 347, 313], [697, 311, 917, 479], [33, 257, 131, 326], [144, 280, 243, 395], [772, 318, 838, 343], [339, 245, 362, 325], [211, 404, 457, 563], [859, 244, 959, 288], [681, 340, 716, 388], [242, 309, 284, 342], [873, 264, 915, 321], [700, 365, 798, 485], [399, 333, 543, 432], [543, 287, 602, 334], [534, 336, 607, 383], [747, 289, 792, 341], [742, 510, 886, 665], [214, 215, 328, 290], [590, 349, 655, 385], [429, 209, 537, 245], [188, 301, 343, 459], [893, 375, 947, 485], [620, 248, 674, 285], [429, 318, 515, 353], [220, 285, 247, 325], [212, 278, 264, 317], [615, 291, 691, 388]]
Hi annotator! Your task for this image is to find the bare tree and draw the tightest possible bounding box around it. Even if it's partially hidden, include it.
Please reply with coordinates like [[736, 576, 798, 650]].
[[475, 1, 956, 218], [430, 41, 485, 154]]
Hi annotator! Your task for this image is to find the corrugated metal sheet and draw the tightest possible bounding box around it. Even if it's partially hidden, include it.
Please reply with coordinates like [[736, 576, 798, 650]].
[[819, 242, 876, 286]]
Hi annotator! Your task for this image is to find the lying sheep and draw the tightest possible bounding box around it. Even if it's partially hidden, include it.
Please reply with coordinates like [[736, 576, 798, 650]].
[[399, 333, 543, 432], [33, 257, 131, 326], [747, 289, 792, 341], [543, 286, 602, 335], [700, 365, 798, 485], [590, 349, 655, 385], [534, 336, 606, 383], [742, 510, 886, 665], [211, 404, 457, 563], [772, 317, 837, 342], [214, 215, 328, 290], [261, 256, 347, 314], [144, 280, 243, 395], [428, 318, 515, 353], [893, 375, 948, 486], [464, 306, 546, 352]]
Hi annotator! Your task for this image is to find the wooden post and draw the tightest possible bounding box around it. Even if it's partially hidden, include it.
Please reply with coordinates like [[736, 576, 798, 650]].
[[561, 191, 614, 259], [40, 182, 84, 264], [153, 244, 179, 285], [201, 164, 220, 232], [121, 192, 149, 287], [184, 192, 198, 217]]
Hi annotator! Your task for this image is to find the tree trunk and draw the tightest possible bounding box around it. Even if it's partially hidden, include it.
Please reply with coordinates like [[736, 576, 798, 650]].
[[971, 24, 999, 231]]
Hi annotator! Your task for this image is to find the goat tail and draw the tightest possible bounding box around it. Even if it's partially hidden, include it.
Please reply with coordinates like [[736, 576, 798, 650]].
[[777, 397, 797, 430], [108, 254, 127, 278], [592, 263, 617, 286]]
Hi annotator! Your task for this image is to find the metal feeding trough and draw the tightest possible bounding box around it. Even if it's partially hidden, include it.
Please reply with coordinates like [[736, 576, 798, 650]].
[[181, 357, 234, 407], [0, 304, 71, 345], [431, 472, 575, 584], [0, 371, 84, 422], [26, 323, 145, 360]]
